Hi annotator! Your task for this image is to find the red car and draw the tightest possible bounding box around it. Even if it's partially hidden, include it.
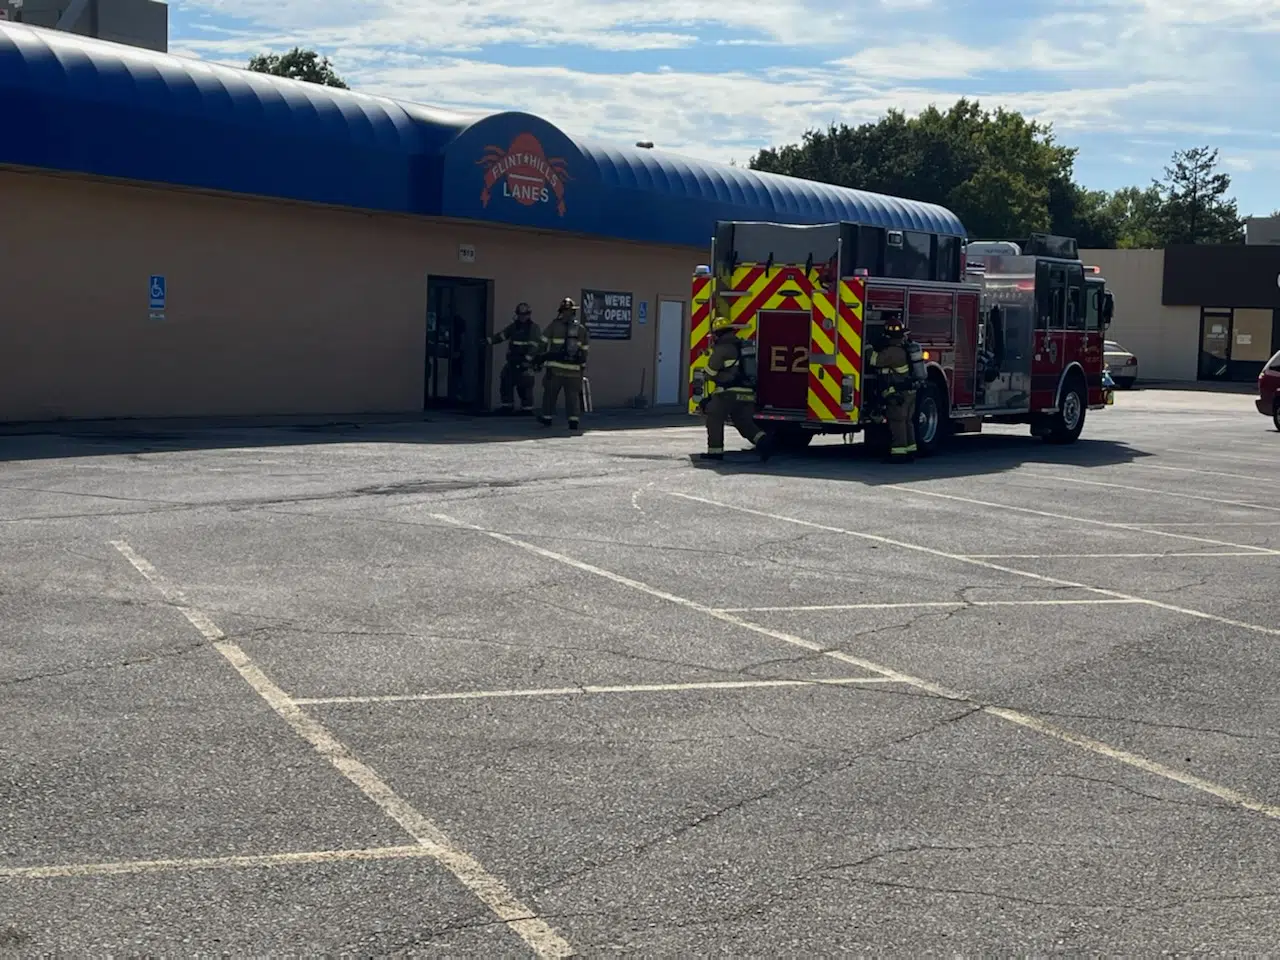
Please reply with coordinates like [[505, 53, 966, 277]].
[[1260, 349, 1280, 431]]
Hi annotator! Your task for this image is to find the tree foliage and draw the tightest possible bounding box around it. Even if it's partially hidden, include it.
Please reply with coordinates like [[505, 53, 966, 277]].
[[247, 48, 349, 89], [1152, 146, 1244, 245], [749, 99, 1250, 248]]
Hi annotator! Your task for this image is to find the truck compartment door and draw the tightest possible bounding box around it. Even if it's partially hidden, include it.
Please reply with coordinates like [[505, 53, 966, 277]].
[[756, 310, 810, 412]]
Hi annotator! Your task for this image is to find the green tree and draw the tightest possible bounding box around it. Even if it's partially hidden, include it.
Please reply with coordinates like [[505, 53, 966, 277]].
[[247, 47, 349, 89], [749, 98, 1078, 240], [1151, 146, 1243, 244], [1048, 182, 1120, 249], [1101, 185, 1164, 248]]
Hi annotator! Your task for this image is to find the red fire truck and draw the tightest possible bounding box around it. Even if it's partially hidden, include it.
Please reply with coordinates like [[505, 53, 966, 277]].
[[687, 221, 1115, 453]]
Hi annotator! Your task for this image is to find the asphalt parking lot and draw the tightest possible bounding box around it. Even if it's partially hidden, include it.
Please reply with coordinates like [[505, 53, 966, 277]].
[[2, 388, 1278, 956]]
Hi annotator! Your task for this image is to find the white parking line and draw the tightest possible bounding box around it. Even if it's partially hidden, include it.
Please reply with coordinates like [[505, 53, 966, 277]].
[[433, 510, 1280, 823], [961, 552, 1269, 559], [294, 676, 900, 706], [1022, 473, 1280, 514], [1163, 449, 1279, 466], [1140, 521, 1280, 528], [882, 486, 1279, 555], [1126, 462, 1274, 483], [664, 494, 1280, 641], [717, 599, 1143, 612], [1, 845, 433, 881], [110, 540, 573, 960]]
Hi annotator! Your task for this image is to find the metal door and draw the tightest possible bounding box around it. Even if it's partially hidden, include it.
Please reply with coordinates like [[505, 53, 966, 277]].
[[656, 300, 685, 404]]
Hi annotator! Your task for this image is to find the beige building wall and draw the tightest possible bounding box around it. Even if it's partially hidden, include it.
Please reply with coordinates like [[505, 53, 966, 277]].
[[1080, 248, 1199, 381], [0, 168, 701, 422]]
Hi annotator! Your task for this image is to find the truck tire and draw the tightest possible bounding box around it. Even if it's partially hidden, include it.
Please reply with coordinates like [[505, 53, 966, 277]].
[[1045, 374, 1087, 444], [915, 379, 949, 456]]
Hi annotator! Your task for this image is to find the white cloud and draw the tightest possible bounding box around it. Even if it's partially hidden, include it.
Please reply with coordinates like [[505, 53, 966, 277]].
[[1121, 0, 1280, 28], [168, 0, 1280, 211], [834, 38, 992, 81], [175, 0, 878, 51]]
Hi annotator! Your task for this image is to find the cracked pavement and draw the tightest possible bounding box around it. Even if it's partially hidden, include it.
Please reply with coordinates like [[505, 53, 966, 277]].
[[2, 390, 1279, 955]]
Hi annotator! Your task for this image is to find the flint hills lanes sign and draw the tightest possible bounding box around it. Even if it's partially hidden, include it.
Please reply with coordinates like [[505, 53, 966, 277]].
[[477, 133, 570, 216]]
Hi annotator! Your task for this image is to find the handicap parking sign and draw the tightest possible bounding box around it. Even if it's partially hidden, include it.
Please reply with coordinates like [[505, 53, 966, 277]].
[[149, 275, 166, 310]]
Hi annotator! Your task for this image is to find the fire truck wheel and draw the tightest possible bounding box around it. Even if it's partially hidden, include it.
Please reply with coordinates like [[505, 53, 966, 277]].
[[1045, 376, 1087, 444], [915, 380, 949, 456]]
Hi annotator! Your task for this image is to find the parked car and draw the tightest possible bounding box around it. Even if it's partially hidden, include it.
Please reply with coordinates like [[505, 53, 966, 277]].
[[1104, 340, 1139, 388], [1258, 349, 1280, 431]]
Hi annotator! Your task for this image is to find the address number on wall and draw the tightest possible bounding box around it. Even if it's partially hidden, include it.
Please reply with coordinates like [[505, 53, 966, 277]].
[[458, 244, 476, 263]]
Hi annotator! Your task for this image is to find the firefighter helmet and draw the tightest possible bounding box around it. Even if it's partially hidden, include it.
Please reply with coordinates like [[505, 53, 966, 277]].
[[515, 301, 532, 318], [710, 315, 734, 333], [558, 297, 578, 313], [884, 314, 905, 338]]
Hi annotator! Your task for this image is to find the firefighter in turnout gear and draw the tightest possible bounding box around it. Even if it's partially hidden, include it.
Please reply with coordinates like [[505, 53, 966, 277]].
[[485, 302, 544, 414], [700, 316, 771, 461], [868, 314, 919, 462], [537, 297, 590, 432]]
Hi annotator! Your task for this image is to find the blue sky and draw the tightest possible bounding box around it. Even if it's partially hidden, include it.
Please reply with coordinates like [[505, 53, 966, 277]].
[[168, 0, 1280, 216]]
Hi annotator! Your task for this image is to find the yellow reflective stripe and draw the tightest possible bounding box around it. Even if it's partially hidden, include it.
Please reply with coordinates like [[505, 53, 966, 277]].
[[721, 358, 738, 368], [893, 365, 910, 374]]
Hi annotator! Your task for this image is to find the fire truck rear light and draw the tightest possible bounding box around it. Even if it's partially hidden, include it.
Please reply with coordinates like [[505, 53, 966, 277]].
[[853, 268, 869, 278], [922, 350, 931, 360], [694, 264, 711, 276]]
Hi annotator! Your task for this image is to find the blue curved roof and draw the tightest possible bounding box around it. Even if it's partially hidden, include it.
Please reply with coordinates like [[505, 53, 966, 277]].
[[0, 21, 968, 244], [0, 21, 473, 213], [439, 114, 967, 244], [576, 138, 965, 236]]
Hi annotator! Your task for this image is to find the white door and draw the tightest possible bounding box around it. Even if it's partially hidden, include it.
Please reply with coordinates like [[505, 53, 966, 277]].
[[656, 299, 685, 404]]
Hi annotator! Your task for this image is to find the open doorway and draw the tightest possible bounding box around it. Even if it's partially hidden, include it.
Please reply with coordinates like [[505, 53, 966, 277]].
[[425, 276, 492, 410]]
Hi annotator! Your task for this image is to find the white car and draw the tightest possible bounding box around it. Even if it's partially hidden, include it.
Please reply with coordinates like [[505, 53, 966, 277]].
[[1104, 339, 1138, 388]]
